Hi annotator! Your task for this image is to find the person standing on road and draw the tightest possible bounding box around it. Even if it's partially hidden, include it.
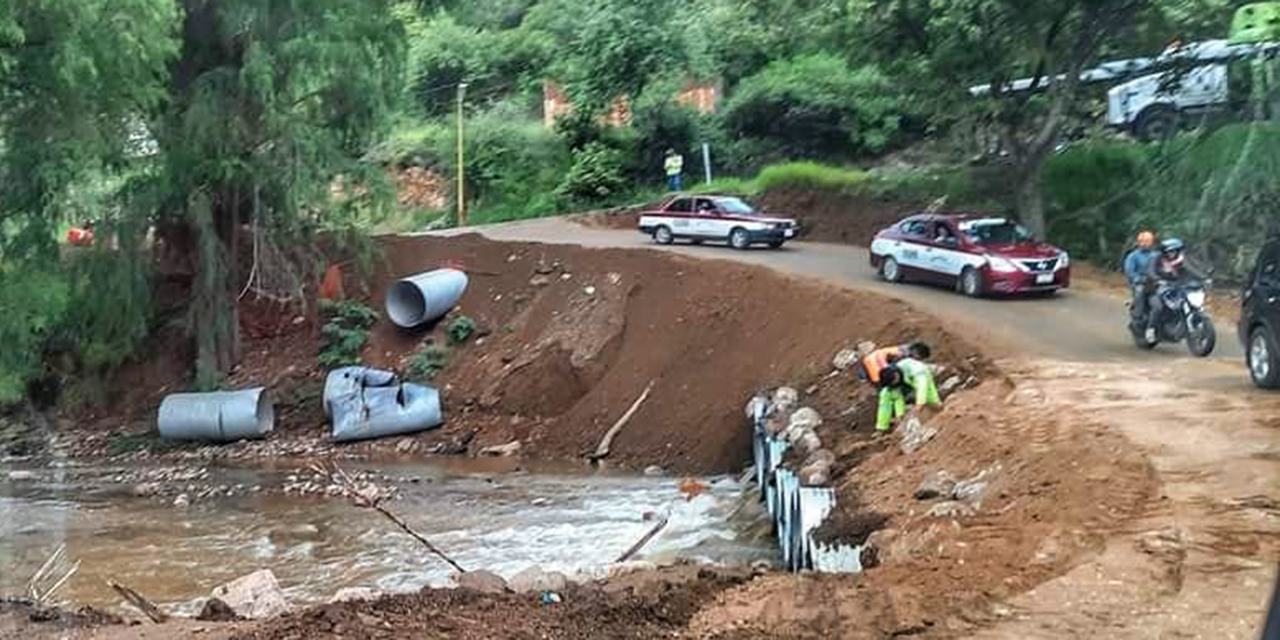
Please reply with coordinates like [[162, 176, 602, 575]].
[[875, 358, 941, 433], [664, 148, 684, 192], [1124, 230, 1159, 327]]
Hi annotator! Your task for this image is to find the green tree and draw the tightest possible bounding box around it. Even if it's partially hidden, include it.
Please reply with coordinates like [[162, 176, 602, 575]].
[[150, 0, 405, 387], [850, 0, 1149, 238]]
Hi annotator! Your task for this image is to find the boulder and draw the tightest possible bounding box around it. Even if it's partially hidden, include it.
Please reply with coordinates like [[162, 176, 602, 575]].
[[898, 416, 938, 455], [832, 348, 861, 371], [453, 570, 510, 594], [329, 587, 381, 604], [478, 441, 522, 457], [913, 471, 956, 501], [803, 449, 837, 469], [927, 501, 976, 518], [771, 387, 799, 411], [508, 566, 570, 594], [795, 430, 823, 456], [856, 341, 878, 357], [798, 461, 831, 486], [210, 569, 291, 620], [787, 408, 823, 432], [953, 465, 1001, 503], [938, 376, 963, 398]]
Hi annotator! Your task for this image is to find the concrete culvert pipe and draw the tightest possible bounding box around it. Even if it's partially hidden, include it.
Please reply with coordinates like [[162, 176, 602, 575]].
[[157, 388, 274, 442], [385, 269, 469, 329]]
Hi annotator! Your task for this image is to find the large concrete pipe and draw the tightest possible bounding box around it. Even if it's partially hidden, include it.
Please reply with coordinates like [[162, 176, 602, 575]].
[[385, 269, 468, 329], [158, 388, 274, 442], [324, 366, 445, 443]]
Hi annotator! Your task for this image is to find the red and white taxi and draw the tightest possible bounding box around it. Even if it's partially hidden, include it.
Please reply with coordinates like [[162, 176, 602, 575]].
[[869, 214, 1070, 296], [638, 195, 798, 250]]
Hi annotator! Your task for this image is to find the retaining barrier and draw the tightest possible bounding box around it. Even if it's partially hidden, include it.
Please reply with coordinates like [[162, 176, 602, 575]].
[[749, 398, 864, 573]]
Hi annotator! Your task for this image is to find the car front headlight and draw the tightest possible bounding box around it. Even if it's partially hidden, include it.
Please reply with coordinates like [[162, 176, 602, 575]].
[[987, 256, 1020, 273], [1058, 252, 1070, 269]]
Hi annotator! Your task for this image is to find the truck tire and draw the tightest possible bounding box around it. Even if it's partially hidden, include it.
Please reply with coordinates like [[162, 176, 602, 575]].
[[1133, 106, 1180, 142]]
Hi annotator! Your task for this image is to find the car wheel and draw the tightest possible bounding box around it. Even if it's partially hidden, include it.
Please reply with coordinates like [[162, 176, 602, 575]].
[[1248, 326, 1280, 389], [1134, 105, 1180, 142], [880, 256, 902, 283], [653, 226, 674, 245], [960, 267, 984, 298], [729, 228, 751, 250]]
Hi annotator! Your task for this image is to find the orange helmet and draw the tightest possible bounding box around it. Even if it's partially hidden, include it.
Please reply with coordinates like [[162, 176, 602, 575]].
[[1136, 230, 1156, 248]]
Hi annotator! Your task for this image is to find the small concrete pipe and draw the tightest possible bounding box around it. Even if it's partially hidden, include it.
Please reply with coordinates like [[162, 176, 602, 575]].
[[158, 388, 274, 442], [385, 269, 468, 328]]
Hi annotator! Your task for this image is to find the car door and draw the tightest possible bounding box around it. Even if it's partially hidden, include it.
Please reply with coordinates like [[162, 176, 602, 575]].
[[894, 220, 931, 276], [693, 198, 722, 238], [925, 221, 966, 284], [665, 197, 695, 237], [1257, 241, 1280, 327]]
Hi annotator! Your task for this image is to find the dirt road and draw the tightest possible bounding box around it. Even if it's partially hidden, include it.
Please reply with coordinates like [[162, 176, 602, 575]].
[[427, 217, 1279, 639]]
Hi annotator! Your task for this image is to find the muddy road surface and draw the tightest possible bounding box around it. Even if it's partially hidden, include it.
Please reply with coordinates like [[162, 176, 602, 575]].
[[425, 217, 1278, 639]]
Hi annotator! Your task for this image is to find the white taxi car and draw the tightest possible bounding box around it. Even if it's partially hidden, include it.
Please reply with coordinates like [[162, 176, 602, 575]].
[[638, 195, 798, 250]]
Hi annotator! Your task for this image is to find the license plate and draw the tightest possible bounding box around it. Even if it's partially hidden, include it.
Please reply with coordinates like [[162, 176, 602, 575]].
[[1036, 273, 1054, 284], [785, 229, 795, 238]]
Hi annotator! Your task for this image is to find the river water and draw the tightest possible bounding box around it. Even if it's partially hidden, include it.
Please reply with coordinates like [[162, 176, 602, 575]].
[[0, 456, 774, 615]]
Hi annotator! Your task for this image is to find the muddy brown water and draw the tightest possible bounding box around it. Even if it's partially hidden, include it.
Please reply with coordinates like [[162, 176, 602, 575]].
[[0, 456, 774, 615]]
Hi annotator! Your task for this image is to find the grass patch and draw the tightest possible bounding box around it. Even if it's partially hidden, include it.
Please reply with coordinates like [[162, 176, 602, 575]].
[[755, 161, 869, 193], [691, 177, 761, 196]]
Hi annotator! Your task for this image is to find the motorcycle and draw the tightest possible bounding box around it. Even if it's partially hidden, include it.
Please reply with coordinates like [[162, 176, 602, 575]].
[[1129, 278, 1217, 357]]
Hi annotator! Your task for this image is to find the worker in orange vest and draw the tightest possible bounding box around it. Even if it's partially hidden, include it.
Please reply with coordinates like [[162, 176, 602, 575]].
[[857, 341, 931, 386]]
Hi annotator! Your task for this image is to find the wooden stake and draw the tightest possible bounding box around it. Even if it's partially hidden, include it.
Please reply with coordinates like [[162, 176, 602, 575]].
[[591, 380, 655, 461], [108, 581, 169, 624], [616, 515, 669, 563]]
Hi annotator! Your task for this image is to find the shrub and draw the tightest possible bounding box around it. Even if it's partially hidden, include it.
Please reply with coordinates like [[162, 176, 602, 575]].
[[755, 162, 868, 193], [0, 266, 69, 405], [406, 344, 450, 381], [1043, 142, 1153, 266], [446, 315, 478, 345], [555, 142, 628, 203], [724, 55, 903, 160], [318, 300, 379, 369]]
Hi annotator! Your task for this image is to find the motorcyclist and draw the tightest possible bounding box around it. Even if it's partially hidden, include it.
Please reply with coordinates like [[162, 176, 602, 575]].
[[1143, 238, 1204, 343], [1123, 230, 1158, 326]]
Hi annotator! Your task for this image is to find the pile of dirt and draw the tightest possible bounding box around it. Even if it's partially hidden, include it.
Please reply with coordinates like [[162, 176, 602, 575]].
[[232, 565, 750, 640], [358, 233, 990, 473]]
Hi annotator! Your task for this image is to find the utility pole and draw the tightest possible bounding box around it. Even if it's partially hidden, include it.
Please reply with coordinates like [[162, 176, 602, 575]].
[[456, 82, 469, 226]]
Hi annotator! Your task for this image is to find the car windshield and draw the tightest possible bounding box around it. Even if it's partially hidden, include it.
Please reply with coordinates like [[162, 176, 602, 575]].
[[714, 197, 755, 215], [960, 219, 1032, 245]]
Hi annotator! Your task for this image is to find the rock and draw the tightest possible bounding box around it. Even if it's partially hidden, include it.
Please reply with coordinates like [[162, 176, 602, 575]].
[[584, 286, 596, 296], [832, 348, 861, 371], [195, 598, 242, 622], [938, 376, 963, 398], [329, 587, 381, 604], [788, 407, 823, 432], [173, 493, 191, 508], [6, 470, 37, 481], [396, 438, 416, 454], [131, 483, 161, 498], [763, 407, 794, 435], [453, 570, 510, 594], [898, 417, 938, 455], [856, 341, 878, 357], [913, 471, 956, 501], [803, 449, 837, 469], [771, 387, 799, 411], [530, 274, 552, 287], [643, 465, 665, 477], [607, 561, 658, 579], [798, 462, 831, 486], [952, 465, 1001, 503], [479, 441, 522, 457], [795, 431, 823, 456], [927, 501, 976, 518], [508, 566, 570, 594], [210, 570, 291, 619]]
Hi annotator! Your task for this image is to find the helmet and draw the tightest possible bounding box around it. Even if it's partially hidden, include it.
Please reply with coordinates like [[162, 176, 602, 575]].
[[1160, 238, 1185, 256], [1136, 230, 1156, 248]]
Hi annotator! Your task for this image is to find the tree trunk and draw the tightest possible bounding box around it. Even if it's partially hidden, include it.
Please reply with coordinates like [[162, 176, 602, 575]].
[[1016, 165, 1048, 239]]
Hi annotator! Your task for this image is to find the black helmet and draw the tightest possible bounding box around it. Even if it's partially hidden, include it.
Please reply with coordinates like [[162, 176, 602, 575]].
[[1160, 238, 1185, 256]]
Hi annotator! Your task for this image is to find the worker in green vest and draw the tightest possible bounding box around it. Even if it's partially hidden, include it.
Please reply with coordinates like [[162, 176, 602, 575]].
[[875, 358, 941, 433], [664, 148, 684, 192]]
